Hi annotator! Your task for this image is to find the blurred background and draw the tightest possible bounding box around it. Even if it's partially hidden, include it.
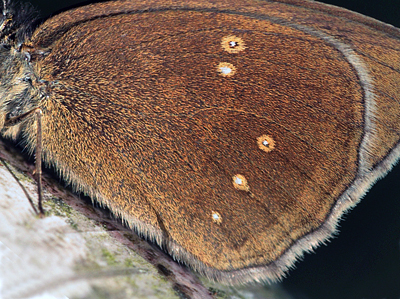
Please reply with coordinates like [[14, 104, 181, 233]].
[[17, 0, 400, 298]]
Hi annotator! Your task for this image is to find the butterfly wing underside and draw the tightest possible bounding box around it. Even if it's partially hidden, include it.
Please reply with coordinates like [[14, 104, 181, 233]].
[[24, 0, 400, 283]]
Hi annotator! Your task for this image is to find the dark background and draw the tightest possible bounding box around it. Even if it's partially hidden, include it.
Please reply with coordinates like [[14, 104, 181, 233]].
[[18, 0, 400, 298]]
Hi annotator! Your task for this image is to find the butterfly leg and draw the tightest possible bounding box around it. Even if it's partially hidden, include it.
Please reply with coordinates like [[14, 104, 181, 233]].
[[4, 107, 44, 216]]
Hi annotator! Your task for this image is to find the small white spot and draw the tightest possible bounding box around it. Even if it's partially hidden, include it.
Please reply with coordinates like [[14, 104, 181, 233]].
[[229, 41, 238, 48], [262, 140, 269, 147], [235, 176, 243, 185], [220, 66, 232, 75], [212, 211, 222, 225], [217, 62, 236, 77]]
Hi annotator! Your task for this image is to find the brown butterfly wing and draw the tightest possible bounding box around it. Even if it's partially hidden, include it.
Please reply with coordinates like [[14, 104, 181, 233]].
[[27, 0, 400, 283]]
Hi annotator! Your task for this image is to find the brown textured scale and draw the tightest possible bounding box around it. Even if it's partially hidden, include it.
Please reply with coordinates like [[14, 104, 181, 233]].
[[0, 0, 399, 284]]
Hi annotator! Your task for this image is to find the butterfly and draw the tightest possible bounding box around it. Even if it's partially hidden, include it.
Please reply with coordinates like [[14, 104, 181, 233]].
[[0, 1, 399, 297]]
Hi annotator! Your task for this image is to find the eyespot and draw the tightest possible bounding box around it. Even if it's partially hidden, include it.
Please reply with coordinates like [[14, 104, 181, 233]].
[[232, 174, 250, 192], [257, 135, 275, 152], [221, 35, 246, 53]]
